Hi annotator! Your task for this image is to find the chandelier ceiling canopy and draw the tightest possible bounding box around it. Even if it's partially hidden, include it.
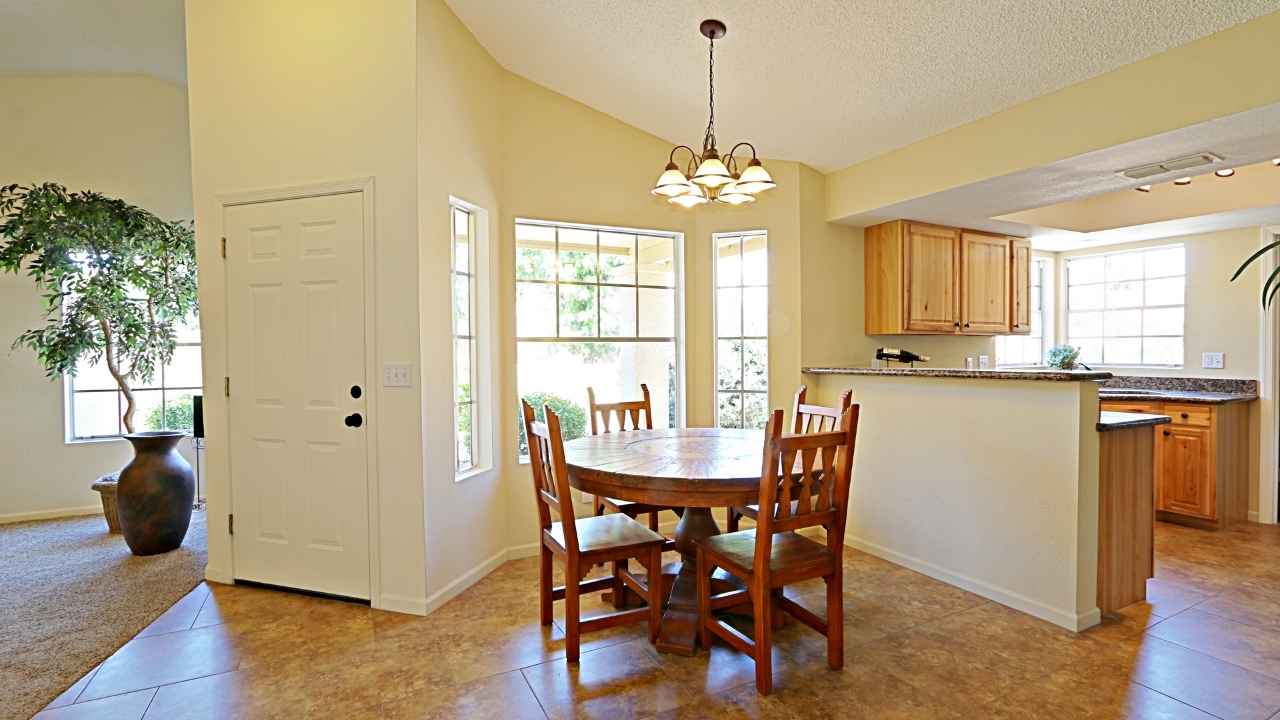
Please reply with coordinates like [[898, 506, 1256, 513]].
[[652, 20, 776, 207]]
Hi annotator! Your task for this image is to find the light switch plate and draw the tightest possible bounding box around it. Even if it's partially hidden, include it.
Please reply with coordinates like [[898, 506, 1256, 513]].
[[382, 363, 413, 387], [1202, 352, 1225, 369], [979, 355, 990, 369]]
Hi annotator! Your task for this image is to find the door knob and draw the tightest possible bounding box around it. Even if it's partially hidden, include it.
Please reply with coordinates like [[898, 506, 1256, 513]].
[[345, 413, 363, 427], [351, 385, 362, 399]]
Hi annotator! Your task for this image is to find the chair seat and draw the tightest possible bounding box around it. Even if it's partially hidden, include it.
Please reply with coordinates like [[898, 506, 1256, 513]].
[[549, 513, 665, 555], [694, 529, 833, 576]]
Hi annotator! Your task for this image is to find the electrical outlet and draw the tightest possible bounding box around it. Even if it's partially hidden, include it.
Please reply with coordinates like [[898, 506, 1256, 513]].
[[382, 363, 412, 387], [582, 493, 594, 504], [979, 355, 990, 369], [1202, 352, 1225, 369]]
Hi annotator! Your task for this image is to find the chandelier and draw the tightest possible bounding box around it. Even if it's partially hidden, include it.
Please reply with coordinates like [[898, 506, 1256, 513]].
[[652, 20, 776, 207]]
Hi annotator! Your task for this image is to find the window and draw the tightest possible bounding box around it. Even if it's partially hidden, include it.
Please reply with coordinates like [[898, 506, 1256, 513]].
[[68, 319, 201, 439], [515, 220, 679, 457], [715, 232, 767, 429], [452, 205, 478, 472], [1067, 245, 1185, 367], [996, 259, 1046, 366]]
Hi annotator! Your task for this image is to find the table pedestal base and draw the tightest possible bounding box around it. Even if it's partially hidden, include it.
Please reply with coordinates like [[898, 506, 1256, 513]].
[[654, 506, 748, 656]]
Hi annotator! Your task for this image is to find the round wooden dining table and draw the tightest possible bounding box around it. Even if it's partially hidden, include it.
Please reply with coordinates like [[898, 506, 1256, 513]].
[[563, 427, 765, 656]]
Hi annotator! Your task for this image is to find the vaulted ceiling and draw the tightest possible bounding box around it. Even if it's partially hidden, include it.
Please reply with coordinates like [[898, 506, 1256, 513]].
[[0, 0, 186, 86], [444, 0, 1280, 173]]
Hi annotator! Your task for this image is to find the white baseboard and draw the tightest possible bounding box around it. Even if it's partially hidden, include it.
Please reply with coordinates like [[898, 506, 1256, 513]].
[[0, 504, 103, 525], [380, 592, 429, 615], [1250, 511, 1260, 522], [204, 565, 233, 584], [844, 533, 1098, 631], [408, 542, 543, 618]]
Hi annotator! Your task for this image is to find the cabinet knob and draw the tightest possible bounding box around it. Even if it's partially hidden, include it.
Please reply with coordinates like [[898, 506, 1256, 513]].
[[954, 322, 960, 328], [1014, 323, 1020, 328], [963, 322, 971, 328], [1181, 413, 1189, 419], [1163, 430, 1171, 436]]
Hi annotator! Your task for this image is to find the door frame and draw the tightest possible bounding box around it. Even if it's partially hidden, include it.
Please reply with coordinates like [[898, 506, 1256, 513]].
[[213, 177, 382, 605], [1260, 224, 1280, 524]]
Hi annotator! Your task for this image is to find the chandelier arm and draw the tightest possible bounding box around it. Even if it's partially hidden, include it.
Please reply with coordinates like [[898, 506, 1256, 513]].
[[727, 142, 757, 161], [668, 145, 698, 165]]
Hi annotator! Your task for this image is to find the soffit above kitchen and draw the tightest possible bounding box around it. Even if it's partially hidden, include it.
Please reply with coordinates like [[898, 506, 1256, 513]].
[[0, 0, 187, 87], [443, 0, 1280, 174]]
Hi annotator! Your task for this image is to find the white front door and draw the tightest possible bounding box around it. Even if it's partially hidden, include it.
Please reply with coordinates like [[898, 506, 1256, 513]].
[[225, 192, 369, 599]]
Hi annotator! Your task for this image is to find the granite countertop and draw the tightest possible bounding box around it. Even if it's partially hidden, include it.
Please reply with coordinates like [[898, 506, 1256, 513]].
[[801, 367, 1114, 382], [1097, 411, 1172, 432], [1098, 390, 1257, 405]]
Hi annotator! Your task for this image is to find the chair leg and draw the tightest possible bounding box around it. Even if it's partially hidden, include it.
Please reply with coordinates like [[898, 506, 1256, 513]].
[[754, 585, 773, 694], [539, 543, 553, 626], [566, 563, 581, 662], [647, 545, 662, 643], [612, 559, 627, 609], [827, 572, 844, 670], [696, 547, 712, 651], [771, 587, 786, 630], [648, 511, 659, 532], [727, 507, 740, 533]]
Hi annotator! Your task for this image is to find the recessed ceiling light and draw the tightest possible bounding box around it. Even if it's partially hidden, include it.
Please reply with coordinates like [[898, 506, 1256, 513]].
[[1135, 185, 1151, 192], [1215, 168, 1235, 177], [1174, 177, 1192, 185], [1274, 158, 1280, 166]]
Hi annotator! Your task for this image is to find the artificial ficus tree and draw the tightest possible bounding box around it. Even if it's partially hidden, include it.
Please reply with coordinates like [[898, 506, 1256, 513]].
[[0, 183, 198, 433]]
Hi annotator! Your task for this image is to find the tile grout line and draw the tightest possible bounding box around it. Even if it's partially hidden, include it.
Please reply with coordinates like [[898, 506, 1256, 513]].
[[518, 666, 554, 720]]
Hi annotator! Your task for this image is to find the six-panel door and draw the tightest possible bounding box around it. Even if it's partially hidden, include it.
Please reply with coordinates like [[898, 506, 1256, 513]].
[[225, 192, 370, 600]]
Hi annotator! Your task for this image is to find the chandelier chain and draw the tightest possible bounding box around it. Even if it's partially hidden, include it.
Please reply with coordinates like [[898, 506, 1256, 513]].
[[704, 35, 716, 153]]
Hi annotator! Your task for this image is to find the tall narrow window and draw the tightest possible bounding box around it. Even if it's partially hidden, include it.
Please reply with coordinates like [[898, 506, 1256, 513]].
[[452, 205, 478, 472], [715, 232, 767, 429], [996, 259, 1046, 366], [1067, 245, 1185, 367], [515, 220, 679, 457]]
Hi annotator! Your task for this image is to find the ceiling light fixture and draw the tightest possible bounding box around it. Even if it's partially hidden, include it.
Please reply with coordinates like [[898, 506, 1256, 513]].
[[1174, 177, 1192, 185], [1274, 158, 1280, 166], [1135, 185, 1151, 192], [652, 20, 776, 206], [1118, 153, 1221, 180], [1215, 168, 1235, 177]]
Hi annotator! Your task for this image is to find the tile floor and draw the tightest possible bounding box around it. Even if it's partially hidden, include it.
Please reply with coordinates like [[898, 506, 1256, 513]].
[[36, 521, 1280, 719]]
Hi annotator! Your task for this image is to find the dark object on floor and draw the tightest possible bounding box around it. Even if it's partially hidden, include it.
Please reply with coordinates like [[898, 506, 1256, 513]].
[[90, 472, 122, 533], [117, 431, 195, 556]]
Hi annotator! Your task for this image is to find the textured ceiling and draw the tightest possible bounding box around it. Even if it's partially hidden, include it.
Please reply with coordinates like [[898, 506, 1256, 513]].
[[0, 0, 187, 86], [444, 0, 1280, 173]]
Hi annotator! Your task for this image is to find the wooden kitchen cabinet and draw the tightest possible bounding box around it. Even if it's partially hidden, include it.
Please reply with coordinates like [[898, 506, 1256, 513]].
[[1010, 239, 1033, 335], [865, 220, 1027, 335], [1101, 399, 1249, 530]]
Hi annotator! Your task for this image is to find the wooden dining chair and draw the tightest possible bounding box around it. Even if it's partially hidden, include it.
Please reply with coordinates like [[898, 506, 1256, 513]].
[[727, 386, 852, 532], [587, 384, 682, 537], [522, 400, 665, 662], [695, 404, 860, 694]]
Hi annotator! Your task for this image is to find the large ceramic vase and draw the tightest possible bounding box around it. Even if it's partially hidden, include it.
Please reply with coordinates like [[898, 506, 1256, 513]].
[[116, 431, 195, 556]]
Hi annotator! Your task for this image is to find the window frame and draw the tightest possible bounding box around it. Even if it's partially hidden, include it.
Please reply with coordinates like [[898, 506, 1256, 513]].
[[1065, 244, 1186, 368], [452, 203, 479, 475], [65, 338, 203, 442], [995, 258, 1047, 367], [514, 218, 684, 461], [713, 231, 768, 430]]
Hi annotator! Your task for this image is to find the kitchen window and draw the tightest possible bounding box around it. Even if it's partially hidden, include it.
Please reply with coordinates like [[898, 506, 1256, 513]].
[[452, 204, 478, 473], [1066, 245, 1185, 367], [715, 231, 768, 429], [515, 220, 680, 457], [996, 259, 1046, 366]]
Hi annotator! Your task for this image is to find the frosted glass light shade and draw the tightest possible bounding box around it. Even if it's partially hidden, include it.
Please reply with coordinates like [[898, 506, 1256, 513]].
[[669, 184, 708, 207], [652, 165, 692, 197], [715, 179, 755, 204], [691, 156, 733, 187], [734, 161, 776, 193]]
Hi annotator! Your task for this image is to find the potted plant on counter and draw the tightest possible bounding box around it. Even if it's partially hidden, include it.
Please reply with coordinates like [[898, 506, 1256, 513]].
[[1048, 344, 1081, 370], [0, 183, 199, 555]]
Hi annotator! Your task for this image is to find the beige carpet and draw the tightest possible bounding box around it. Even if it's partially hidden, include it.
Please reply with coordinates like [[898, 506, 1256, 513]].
[[0, 509, 206, 720]]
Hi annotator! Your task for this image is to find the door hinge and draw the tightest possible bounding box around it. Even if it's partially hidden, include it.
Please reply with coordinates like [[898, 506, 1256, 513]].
[[221, 238, 226, 258], [224, 377, 230, 396], [228, 514, 234, 535]]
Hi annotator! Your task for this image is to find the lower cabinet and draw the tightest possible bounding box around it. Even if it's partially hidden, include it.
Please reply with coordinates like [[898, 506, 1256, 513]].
[[1101, 400, 1250, 530]]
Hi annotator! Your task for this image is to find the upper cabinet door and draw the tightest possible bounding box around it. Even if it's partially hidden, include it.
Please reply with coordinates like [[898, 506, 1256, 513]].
[[959, 231, 1010, 334], [903, 223, 960, 333], [1010, 239, 1032, 334]]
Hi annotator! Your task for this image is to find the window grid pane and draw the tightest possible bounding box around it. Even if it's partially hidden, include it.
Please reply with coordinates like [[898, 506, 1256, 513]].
[[997, 260, 1046, 367], [69, 334, 202, 438], [1066, 246, 1184, 367], [516, 221, 679, 457], [453, 206, 479, 473], [715, 232, 767, 429]]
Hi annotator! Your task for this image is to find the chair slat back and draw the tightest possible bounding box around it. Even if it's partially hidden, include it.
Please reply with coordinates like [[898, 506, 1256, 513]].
[[587, 384, 654, 434], [522, 400, 578, 550], [754, 405, 860, 574], [792, 385, 852, 435]]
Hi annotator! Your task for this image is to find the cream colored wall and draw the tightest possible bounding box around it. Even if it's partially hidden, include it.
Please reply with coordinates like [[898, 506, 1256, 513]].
[[0, 75, 194, 521], [185, 0, 427, 609], [826, 10, 1280, 222]]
